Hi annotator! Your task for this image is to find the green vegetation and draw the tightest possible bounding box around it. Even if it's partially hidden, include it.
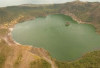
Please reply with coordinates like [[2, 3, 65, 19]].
[[0, 54, 6, 68], [55, 51, 100, 68], [0, 6, 59, 24], [73, 51, 100, 68], [0, 40, 12, 68], [14, 54, 22, 68], [30, 59, 51, 68]]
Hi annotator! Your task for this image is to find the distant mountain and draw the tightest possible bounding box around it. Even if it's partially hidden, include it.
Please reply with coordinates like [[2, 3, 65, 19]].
[[0, 1, 100, 32], [0, 2, 100, 23]]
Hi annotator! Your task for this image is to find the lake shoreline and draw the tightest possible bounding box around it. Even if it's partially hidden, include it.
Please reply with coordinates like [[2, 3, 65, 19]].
[[12, 14, 100, 61], [2, 13, 100, 62]]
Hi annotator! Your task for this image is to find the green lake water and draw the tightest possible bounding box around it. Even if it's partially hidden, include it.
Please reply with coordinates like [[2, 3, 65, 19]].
[[12, 14, 100, 61]]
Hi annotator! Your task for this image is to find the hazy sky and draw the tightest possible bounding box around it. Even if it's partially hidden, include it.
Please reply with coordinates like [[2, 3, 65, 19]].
[[0, 0, 100, 7]]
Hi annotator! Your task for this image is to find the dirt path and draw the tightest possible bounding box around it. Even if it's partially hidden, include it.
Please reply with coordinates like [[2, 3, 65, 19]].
[[44, 57, 57, 68]]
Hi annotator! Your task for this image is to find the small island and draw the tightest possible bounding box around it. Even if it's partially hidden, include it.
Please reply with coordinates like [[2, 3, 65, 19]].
[[65, 22, 70, 26]]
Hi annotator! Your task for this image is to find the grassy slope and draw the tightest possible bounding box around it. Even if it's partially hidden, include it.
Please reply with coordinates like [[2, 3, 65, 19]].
[[0, 2, 100, 24], [0, 39, 11, 68], [56, 51, 100, 68], [0, 39, 51, 68]]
